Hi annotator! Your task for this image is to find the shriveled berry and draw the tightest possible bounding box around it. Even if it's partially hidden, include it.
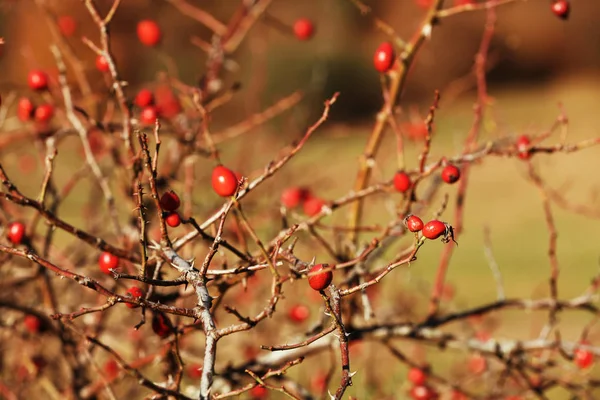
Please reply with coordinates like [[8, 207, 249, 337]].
[[373, 42, 395, 73], [160, 191, 181, 212], [516, 135, 532, 160], [125, 286, 144, 309], [7, 221, 26, 245], [405, 215, 424, 233], [151, 312, 173, 338], [98, 252, 119, 275], [408, 368, 427, 386], [551, 0, 569, 20], [137, 20, 162, 46], [293, 18, 314, 41], [441, 165, 460, 184], [165, 212, 181, 228], [303, 196, 325, 217], [574, 348, 594, 369], [95, 55, 110, 72], [57, 15, 77, 37], [308, 263, 333, 291], [212, 165, 238, 197], [288, 304, 310, 323], [17, 97, 35, 121], [422, 220, 447, 240], [24, 315, 41, 334], [140, 106, 158, 125], [135, 89, 154, 108], [281, 187, 309, 208], [393, 171, 412, 192], [34, 104, 54, 123], [28, 70, 49, 91]]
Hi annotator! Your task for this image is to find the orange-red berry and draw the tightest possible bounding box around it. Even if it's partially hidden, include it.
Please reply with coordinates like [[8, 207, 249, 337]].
[[140, 106, 158, 125], [516, 135, 532, 160], [281, 187, 309, 208], [373, 42, 395, 73], [187, 363, 203, 379], [212, 165, 238, 197], [574, 348, 594, 369], [293, 18, 314, 41], [103, 359, 120, 380], [250, 385, 268, 399], [137, 20, 162, 47], [468, 354, 487, 375], [308, 263, 333, 291], [422, 220, 447, 240], [408, 368, 427, 386], [135, 89, 154, 108], [57, 15, 77, 37], [303, 196, 325, 217], [24, 315, 41, 334], [17, 97, 35, 122]]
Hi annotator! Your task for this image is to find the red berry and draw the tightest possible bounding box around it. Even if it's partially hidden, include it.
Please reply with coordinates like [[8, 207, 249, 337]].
[[152, 313, 173, 338], [311, 371, 328, 393], [408, 368, 427, 386], [187, 363, 203, 379], [281, 187, 309, 208], [422, 220, 447, 240], [307, 263, 333, 291], [154, 84, 182, 118], [137, 20, 162, 47], [373, 42, 395, 73], [95, 55, 110, 72], [125, 286, 144, 309], [288, 304, 310, 323], [34, 104, 54, 123], [574, 348, 594, 369], [140, 106, 158, 125], [516, 135, 532, 160], [28, 70, 48, 91], [57, 15, 77, 37], [211, 165, 238, 197], [160, 190, 181, 212], [17, 97, 34, 122], [24, 315, 41, 334], [468, 354, 487, 375], [7, 221, 26, 245], [393, 171, 412, 192], [98, 252, 119, 275], [293, 18, 314, 41], [405, 215, 424, 233], [103, 359, 120, 380], [409, 385, 437, 400], [250, 385, 268, 399], [441, 164, 460, 184], [551, 0, 569, 20], [135, 89, 154, 108], [303, 196, 325, 217], [165, 212, 181, 228]]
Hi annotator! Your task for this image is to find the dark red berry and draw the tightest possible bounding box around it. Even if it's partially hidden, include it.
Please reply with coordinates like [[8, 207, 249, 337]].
[[135, 89, 154, 108], [125, 286, 144, 309], [98, 252, 119, 274], [516, 135, 532, 160], [17, 97, 35, 122], [57, 15, 77, 37], [293, 18, 314, 41], [160, 191, 181, 212], [140, 106, 158, 125], [165, 212, 181, 228], [34, 104, 54, 123], [137, 20, 161, 47], [28, 70, 48, 91], [281, 187, 310, 208], [551, 0, 569, 20], [373, 42, 395, 73], [441, 164, 460, 184], [308, 263, 333, 291], [211, 165, 238, 197], [393, 171, 412, 192], [95, 55, 110, 72], [303, 196, 325, 217], [422, 220, 447, 240], [7, 221, 26, 245], [288, 304, 310, 323], [152, 313, 173, 338], [405, 215, 424, 233]]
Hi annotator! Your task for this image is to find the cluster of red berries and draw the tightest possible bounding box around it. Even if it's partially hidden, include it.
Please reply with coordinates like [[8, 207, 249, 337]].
[[404, 215, 456, 244], [280, 186, 327, 217], [160, 190, 182, 227], [407, 367, 439, 400], [17, 70, 54, 123], [393, 164, 461, 194], [6, 221, 26, 245]]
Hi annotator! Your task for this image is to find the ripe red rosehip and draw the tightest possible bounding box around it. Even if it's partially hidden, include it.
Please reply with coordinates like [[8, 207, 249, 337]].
[[551, 0, 569, 20], [468, 354, 487, 375], [211, 165, 238, 197], [98, 252, 119, 274], [57, 15, 77, 37], [250, 385, 268, 399], [24, 315, 41, 334], [409, 385, 437, 400], [137, 20, 162, 47], [408, 368, 427, 386], [135, 88, 154, 108], [307, 263, 333, 291], [373, 42, 395, 73], [393, 171, 412, 192], [160, 190, 181, 212], [34, 104, 54, 123], [28, 70, 49, 91], [165, 212, 181, 228], [516, 135, 532, 160], [293, 18, 314, 41], [140, 106, 158, 125], [95, 55, 110, 72], [441, 164, 460, 184], [17, 97, 35, 122], [103, 359, 120, 380], [187, 363, 203, 379], [281, 187, 309, 208], [7, 221, 26, 245], [152, 312, 173, 338], [405, 215, 424, 233], [422, 220, 447, 240], [574, 348, 594, 369], [125, 286, 144, 309], [288, 304, 310, 323], [416, 0, 434, 9], [303, 196, 325, 217]]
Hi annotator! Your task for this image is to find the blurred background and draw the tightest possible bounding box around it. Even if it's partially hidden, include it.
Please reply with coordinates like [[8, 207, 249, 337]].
[[1, 1, 600, 399]]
